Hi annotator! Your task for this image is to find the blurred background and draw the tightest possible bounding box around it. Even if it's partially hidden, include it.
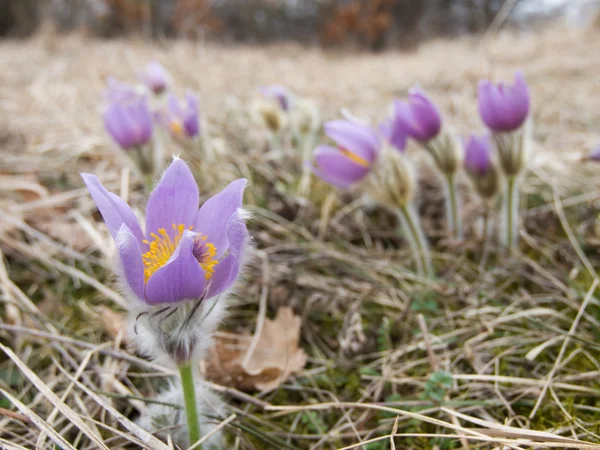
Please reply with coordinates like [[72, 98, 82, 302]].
[[2, 0, 599, 48]]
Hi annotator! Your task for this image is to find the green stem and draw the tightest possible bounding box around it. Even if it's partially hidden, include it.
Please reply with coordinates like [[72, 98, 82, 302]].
[[445, 173, 462, 240], [398, 205, 432, 277], [179, 363, 201, 448]]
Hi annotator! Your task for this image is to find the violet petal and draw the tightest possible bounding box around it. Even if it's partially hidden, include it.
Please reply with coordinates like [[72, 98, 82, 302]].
[[324, 120, 379, 163], [116, 224, 145, 301], [145, 158, 199, 238], [206, 212, 249, 298], [144, 231, 206, 305], [81, 173, 145, 244], [311, 145, 371, 187], [195, 179, 247, 259]]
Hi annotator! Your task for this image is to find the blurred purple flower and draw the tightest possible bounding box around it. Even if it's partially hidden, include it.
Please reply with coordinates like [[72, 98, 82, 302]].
[[586, 145, 600, 162], [143, 62, 169, 95], [311, 120, 380, 188], [391, 87, 442, 143], [104, 78, 139, 103], [159, 92, 200, 139], [103, 94, 153, 150], [379, 117, 408, 152], [82, 158, 248, 305], [464, 133, 492, 177], [478, 71, 530, 132], [260, 85, 291, 111]]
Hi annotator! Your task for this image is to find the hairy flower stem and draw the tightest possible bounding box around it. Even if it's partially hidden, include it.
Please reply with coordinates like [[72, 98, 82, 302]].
[[297, 132, 315, 197], [479, 204, 493, 269], [444, 173, 462, 240], [504, 175, 519, 254], [398, 205, 433, 277], [179, 363, 201, 449]]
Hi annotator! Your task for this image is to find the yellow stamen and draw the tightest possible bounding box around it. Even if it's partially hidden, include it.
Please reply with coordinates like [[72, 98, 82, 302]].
[[192, 235, 219, 279], [339, 147, 369, 167], [170, 119, 183, 135], [141, 223, 218, 283]]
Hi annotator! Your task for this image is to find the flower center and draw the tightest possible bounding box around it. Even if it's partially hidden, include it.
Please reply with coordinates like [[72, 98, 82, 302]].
[[339, 147, 369, 168], [170, 119, 183, 135], [141, 224, 218, 283], [192, 237, 218, 278]]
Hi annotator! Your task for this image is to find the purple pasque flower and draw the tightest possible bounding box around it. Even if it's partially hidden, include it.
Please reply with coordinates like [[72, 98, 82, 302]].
[[391, 87, 442, 143], [143, 61, 169, 95], [82, 158, 248, 305], [478, 71, 530, 132], [311, 120, 380, 188], [103, 94, 153, 150], [588, 145, 600, 162], [379, 117, 408, 152], [464, 133, 493, 177], [159, 92, 200, 139], [260, 85, 291, 111], [104, 78, 140, 103]]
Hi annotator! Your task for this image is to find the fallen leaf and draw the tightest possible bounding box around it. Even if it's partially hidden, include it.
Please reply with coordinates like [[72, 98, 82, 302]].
[[204, 307, 307, 391]]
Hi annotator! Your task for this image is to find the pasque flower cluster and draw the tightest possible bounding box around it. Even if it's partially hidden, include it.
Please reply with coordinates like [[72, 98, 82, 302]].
[[102, 62, 201, 179], [311, 70, 532, 270]]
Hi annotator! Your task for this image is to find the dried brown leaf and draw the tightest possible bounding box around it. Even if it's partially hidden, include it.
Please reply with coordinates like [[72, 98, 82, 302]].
[[205, 307, 307, 391]]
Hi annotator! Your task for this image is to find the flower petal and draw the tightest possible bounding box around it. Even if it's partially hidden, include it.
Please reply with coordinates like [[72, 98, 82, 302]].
[[195, 179, 247, 258], [260, 85, 291, 111], [143, 61, 169, 94], [115, 224, 145, 301], [144, 231, 206, 305], [464, 133, 492, 176], [81, 173, 145, 244], [324, 120, 379, 162], [478, 72, 530, 132], [312, 145, 371, 188], [145, 158, 199, 238], [381, 112, 408, 152], [183, 92, 200, 138], [104, 104, 132, 149], [134, 100, 154, 145], [408, 89, 442, 141], [506, 71, 530, 129], [478, 81, 498, 130], [206, 212, 248, 298]]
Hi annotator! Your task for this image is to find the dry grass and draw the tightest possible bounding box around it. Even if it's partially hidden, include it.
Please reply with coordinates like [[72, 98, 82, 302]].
[[2, 23, 600, 449]]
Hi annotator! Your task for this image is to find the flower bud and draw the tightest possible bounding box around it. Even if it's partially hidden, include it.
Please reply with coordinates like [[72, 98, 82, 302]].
[[478, 71, 532, 177], [478, 71, 530, 133], [365, 145, 416, 210], [310, 120, 380, 188], [464, 133, 500, 199], [157, 92, 201, 139], [103, 94, 153, 151], [584, 144, 600, 162], [143, 62, 170, 95], [491, 126, 530, 177], [422, 128, 462, 176], [260, 85, 292, 111], [254, 99, 286, 134], [392, 87, 442, 143], [290, 99, 320, 137]]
